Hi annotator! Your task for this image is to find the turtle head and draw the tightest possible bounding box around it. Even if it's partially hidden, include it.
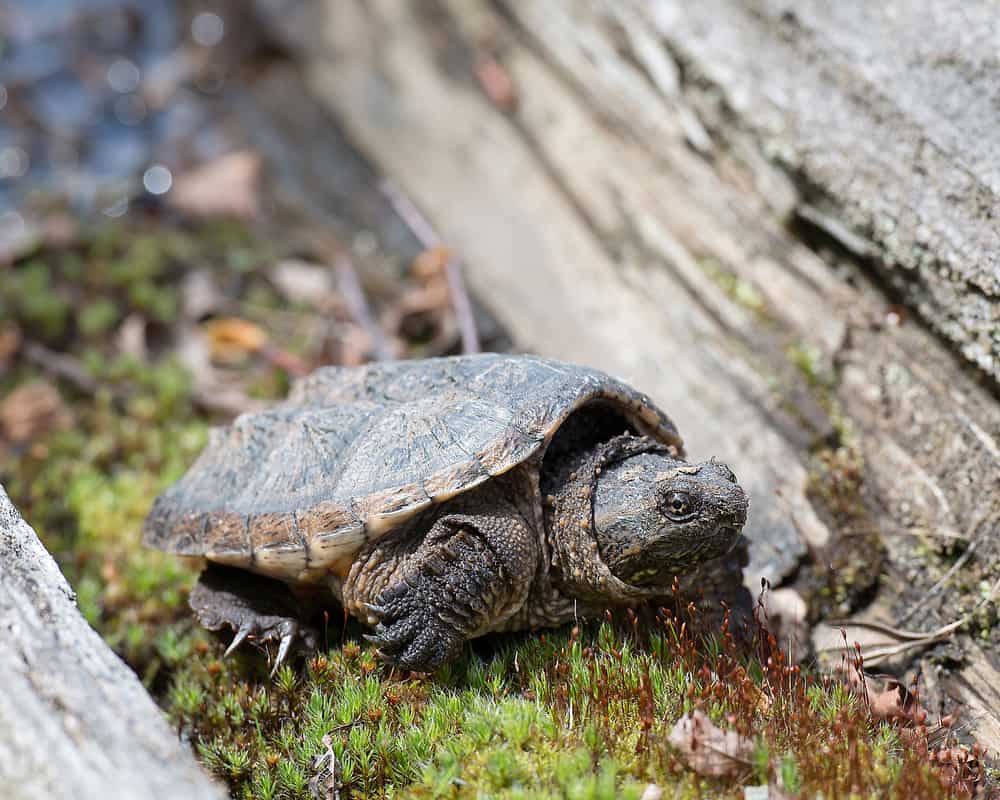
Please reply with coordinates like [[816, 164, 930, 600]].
[[592, 453, 748, 588]]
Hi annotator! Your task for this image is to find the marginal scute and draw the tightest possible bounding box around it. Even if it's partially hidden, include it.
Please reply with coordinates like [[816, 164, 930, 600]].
[[423, 457, 489, 501], [204, 511, 250, 566], [297, 502, 366, 576], [310, 528, 367, 578], [477, 426, 543, 477], [296, 501, 358, 540], [254, 543, 309, 577], [351, 482, 433, 539], [248, 512, 299, 554], [636, 404, 684, 456], [168, 511, 208, 555]]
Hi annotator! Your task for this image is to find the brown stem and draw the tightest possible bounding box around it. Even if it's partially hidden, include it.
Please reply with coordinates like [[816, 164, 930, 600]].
[[22, 340, 100, 395]]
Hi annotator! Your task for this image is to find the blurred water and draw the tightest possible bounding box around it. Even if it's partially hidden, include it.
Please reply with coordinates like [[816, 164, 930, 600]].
[[0, 0, 237, 220]]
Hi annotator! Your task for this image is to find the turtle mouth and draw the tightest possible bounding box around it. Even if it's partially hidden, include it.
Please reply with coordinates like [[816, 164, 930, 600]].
[[624, 567, 664, 586], [720, 525, 740, 542]]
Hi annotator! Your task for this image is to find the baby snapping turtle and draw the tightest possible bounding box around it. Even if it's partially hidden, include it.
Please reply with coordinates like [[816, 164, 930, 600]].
[[145, 354, 748, 671]]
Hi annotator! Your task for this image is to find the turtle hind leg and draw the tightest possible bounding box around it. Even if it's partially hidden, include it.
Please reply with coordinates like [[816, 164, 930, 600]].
[[189, 564, 319, 675]]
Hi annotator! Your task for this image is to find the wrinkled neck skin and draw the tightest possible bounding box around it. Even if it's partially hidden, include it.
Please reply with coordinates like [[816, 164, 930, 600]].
[[541, 435, 673, 606]]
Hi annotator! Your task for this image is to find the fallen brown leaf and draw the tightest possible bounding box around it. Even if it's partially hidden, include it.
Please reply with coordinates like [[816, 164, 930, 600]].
[[168, 149, 261, 220], [843, 669, 926, 725], [379, 247, 459, 356], [309, 733, 341, 800], [667, 709, 754, 778], [410, 246, 451, 281], [0, 380, 73, 444], [202, 317, 269, 363], [868, 683, 907, 721]]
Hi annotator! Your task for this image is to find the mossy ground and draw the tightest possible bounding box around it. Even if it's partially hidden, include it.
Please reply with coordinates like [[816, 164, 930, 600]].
[[0, 218, 988, 798]]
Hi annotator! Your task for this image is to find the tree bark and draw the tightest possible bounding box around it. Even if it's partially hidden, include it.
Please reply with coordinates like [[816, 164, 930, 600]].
[[643, 0, 1000, 383], [0, 486, 224, 800]]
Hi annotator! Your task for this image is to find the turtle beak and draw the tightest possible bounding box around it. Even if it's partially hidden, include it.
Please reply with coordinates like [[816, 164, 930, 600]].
[[718, 489, 748, 548]]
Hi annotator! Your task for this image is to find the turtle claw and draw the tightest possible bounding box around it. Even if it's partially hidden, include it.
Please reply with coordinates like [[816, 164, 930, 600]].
[[357, 573, 469, 671], [223, 623, 253, 658], [190, 566, 319, 672], [363, 602, 388, 618], [223, 618, 316, 676], [271, 632, 295, 677], [364, 625, 406, 657]]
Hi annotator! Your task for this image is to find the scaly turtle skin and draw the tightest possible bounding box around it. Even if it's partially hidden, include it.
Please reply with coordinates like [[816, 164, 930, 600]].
[[144, 354, 748, 671]]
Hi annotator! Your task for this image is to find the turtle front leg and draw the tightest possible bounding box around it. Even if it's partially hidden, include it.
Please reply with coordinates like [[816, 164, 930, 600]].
[[345, 510, 537, 671], [190, 565, 319, 674]]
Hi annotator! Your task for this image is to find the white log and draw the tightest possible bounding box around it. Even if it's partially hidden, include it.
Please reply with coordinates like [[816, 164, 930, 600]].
[[0, 486, 224, 800]]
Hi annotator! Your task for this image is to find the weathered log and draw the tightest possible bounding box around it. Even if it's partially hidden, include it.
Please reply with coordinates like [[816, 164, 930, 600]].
[[644, 0, 1000, 383], [0, 486, 224, 800], [251, 0, 1000, 749]]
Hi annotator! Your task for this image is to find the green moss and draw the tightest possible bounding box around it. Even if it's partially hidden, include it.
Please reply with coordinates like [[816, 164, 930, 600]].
[[2, 260, 72, 338], [787, 341, 834, 389], [0, 218, 286, 681], [696, 257, 769, 319], [804, 436, 885, 620], [154, 609, 977, 799], [78, 298, 121, 336]]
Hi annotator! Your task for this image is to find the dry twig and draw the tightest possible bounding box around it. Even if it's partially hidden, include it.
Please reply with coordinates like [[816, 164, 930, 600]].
[[333, 253, 394, 361], [896, 507, 996, 626], [380, 179, 480, 354], [22, 341, 100, 395], [824, 574, 1000, 666]]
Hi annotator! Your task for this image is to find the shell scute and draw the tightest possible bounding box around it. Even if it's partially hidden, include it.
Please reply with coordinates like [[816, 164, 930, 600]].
[[352, 483, 433, 537], [309, 529, 367, 579], [203, 511, 249, 566], [296, 501, 359, 539], [167, 511, 208, 556], [422, 457, 488, 502], [248, 512, 298, 551]]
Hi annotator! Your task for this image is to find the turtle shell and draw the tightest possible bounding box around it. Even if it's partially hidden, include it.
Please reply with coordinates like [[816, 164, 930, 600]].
[[143, 354, 684, 582]]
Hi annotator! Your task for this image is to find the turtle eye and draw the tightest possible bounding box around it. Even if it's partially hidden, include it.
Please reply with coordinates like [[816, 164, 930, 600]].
[[662, 490, 696, 521]]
